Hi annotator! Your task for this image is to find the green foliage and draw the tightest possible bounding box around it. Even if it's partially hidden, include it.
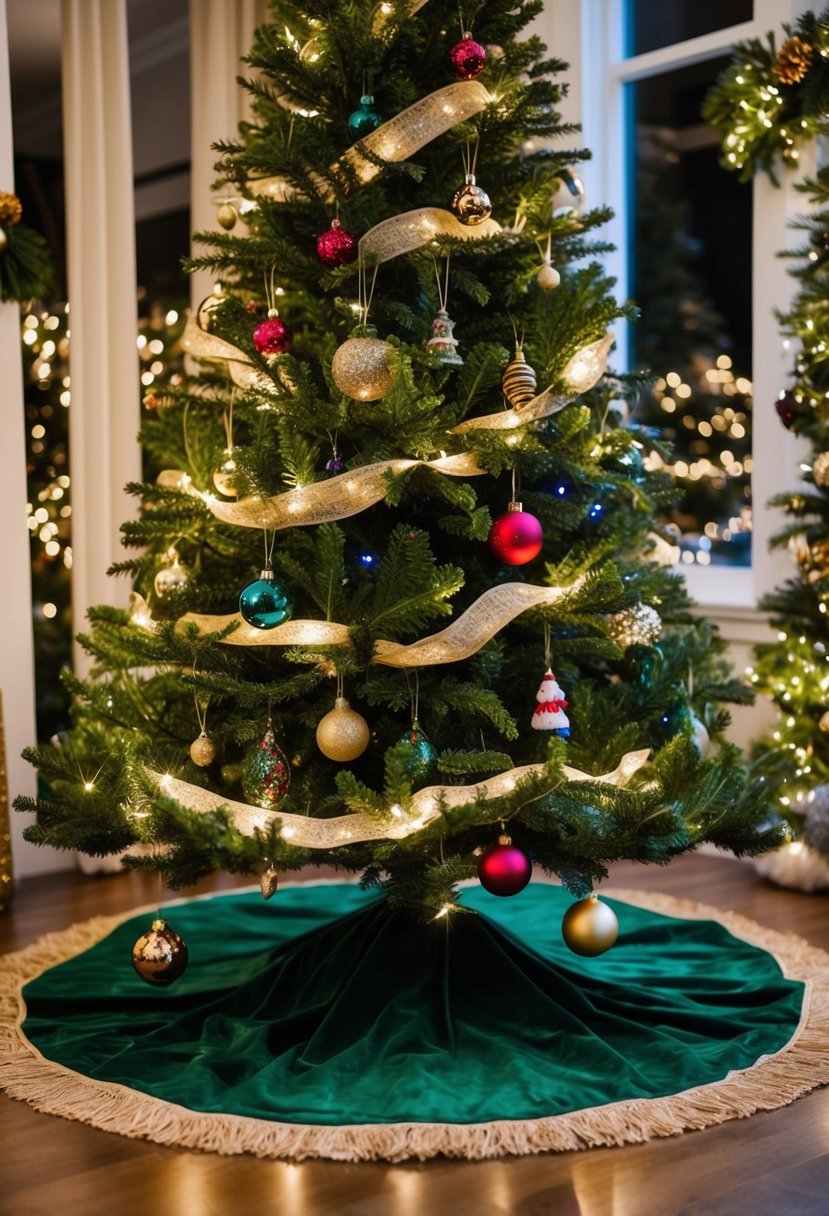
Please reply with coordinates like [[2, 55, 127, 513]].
[[16, 0, 779, 914], [0, 222, 53, 303]]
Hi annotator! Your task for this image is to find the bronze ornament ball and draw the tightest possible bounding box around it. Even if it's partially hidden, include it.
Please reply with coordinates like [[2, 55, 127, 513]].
[[132, 918, 189, 986], [449, 175, 492, 226], [332, 336, 395, 401], [561, 894, 619, 957], [316, 697, 370, 762]]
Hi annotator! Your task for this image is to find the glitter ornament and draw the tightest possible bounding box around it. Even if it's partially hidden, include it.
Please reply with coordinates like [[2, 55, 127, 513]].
[[325, 456, 345, 474], [243, 723, 291, 809], [501, 345, 537, 408], [239, 567, 294, 630], [132, 918, 189, 986], [216, 201, 238, 231], [253, 312, 292, 357], [347, 94, 382, 140], [448, 32, 487, 80], [449, 173, 492, 226], [213, 451, 238, 496], [153, 552, 190, 600], [775, 390, 800, 430], [396, 720, 438, 780], [536, 261, 560, 291], [0, 190, 22, 227], [531, 670, 570, 738], [259, 863, 279, 900], [488, 502, 543, 565], [813, 452, 829, 487], [477, 834, 532, 896], [331, 328, 395, 401], [316, 218, 358, 267], [316, 696, 370, 762], [562, 894, 618, 956], [189, 732, 218, 767], [606, 604, 662, 648], [426, 307, 463, 365]]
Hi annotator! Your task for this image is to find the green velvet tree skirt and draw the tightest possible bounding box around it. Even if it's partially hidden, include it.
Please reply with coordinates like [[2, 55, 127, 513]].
[[2, 880, 829, 1161]]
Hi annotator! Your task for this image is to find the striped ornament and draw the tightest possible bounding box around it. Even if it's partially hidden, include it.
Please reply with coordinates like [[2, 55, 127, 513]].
[[500, 347, 537, 408]]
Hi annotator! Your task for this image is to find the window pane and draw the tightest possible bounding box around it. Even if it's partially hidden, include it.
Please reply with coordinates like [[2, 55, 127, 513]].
[[628, 57, 752, 568], [626, 0, 753, 57]]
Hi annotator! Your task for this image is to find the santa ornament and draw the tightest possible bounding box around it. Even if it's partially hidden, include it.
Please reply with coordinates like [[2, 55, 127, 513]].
[[531, 669, 570, 738]]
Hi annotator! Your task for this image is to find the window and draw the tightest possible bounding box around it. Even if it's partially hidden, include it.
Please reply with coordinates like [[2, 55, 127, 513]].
[[544, 0, 806, 608]]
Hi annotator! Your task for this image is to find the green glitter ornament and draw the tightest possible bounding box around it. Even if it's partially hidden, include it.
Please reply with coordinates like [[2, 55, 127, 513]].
[[242, 723, 290, 810], [397, 720, 438, 781]]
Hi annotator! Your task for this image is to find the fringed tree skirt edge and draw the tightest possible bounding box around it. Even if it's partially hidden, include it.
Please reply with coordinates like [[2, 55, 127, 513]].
[[1, 881, 828, 1163]]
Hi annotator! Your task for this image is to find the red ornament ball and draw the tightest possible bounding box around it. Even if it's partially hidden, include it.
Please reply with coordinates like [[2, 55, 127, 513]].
[[253, 315, 292, 356], [448, 33, 487, 80], [488, 502, 543, 565], [478, 835, 532, 897], [317, 219, 357, 267], [775, 390, 799, 430]]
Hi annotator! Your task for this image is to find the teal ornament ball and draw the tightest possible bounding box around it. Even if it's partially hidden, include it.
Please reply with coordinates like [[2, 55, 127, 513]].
[[239, 568, 293, 630], [243, 725, 291, 810], [398, 722, 438, 780], [348, 94, 382, 140]]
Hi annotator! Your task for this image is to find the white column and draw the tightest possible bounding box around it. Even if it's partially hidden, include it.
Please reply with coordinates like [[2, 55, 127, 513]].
[[189, 0, 267, 309], [0, 0, 64, 876], [62, 0, 141, 677]]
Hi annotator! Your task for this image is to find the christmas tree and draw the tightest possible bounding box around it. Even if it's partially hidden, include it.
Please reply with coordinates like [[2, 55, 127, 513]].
[[749, 165, 829, 862], [17, 0, 781, 951]]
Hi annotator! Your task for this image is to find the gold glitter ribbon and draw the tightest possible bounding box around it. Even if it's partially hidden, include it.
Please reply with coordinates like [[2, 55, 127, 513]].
[[157, 452, 486, 529], [359, 208, 502, 262], [149, 748, 650, 847], [132, 576, 586, 666], [249, 81, 491, 202], [181, 309, 276, 393]]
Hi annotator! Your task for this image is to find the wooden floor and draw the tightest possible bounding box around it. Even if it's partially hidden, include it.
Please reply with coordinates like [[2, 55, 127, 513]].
[[2, 853, 829, 1216]]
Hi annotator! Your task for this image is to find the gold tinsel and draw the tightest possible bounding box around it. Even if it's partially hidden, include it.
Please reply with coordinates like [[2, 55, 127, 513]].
[[773, 35, 813, 85], [0, 191, 22, 227]]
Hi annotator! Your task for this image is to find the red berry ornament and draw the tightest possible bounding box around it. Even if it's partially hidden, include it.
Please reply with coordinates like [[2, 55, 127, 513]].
[[253, 313, 292, 356], [448, 32, 487, 80], [488, 501, 543, 565], [317, 219, 357, 267], [477, 834, 532, 897]]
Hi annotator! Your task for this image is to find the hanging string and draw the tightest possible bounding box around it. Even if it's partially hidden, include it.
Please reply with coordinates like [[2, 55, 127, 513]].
[[458, 4, 465, 36], [192, 661, 209, 737], [433, 254, 451, 312], [264, 264, 279, 314], [461, 134, 481, 179], [357, 255, 380, 325], [222, 387, 236, 452], [543, 622, 552, 670], [262, 527, 277, 569], [511, 466, 517, 502], [182, 400, 194, 471], [336, 672, 345, 701], [412, 670, 421, 725], [326, 427, 339, 458]]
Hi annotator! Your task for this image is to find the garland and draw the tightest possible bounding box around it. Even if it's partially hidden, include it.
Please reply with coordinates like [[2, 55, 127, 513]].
[[0, 192, 53, 304], [703, 8, 829, 184]]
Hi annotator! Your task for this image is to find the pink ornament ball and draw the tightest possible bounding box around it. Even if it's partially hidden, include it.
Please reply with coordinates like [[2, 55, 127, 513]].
[[477, 838, 532, 897], [488, 504, 543, 565], [448, 34, 487, 81], [253, 316, 292, 356], [317, 220, 357, 267]]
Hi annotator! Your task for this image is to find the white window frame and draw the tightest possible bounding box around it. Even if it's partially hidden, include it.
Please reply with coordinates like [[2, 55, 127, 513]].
[[539, 0, 813, 613]]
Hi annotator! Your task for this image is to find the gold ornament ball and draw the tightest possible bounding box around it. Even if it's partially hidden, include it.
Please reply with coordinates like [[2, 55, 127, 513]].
[[607, 604, 662, 648], [216, 201, 239, 231], [820, 710, 829, 734], [0, 227, 7, 252], [153, 557, 190, 600], [536, 262, 560, 291], [132, 917, 189, 986], [316, 697, 370, 762], [561, 894, 619, 957], [190, 732, 218, 767], [213, 454, 238, 496], [332, 336, 395, 401], [813, 452, 829, 488]]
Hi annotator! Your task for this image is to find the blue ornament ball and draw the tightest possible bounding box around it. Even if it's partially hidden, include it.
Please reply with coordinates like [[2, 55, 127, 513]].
[[347, 95, 382, 140], [397, 723, 438, 780], [239, 569, 294, 630]]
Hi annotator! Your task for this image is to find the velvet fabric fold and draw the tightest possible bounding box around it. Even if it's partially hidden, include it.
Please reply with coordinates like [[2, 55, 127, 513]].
[[20, 883, 803, 1128]]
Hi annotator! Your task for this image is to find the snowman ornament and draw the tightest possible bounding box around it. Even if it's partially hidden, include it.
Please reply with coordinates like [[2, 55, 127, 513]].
[[531, 670, 570, 738]]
